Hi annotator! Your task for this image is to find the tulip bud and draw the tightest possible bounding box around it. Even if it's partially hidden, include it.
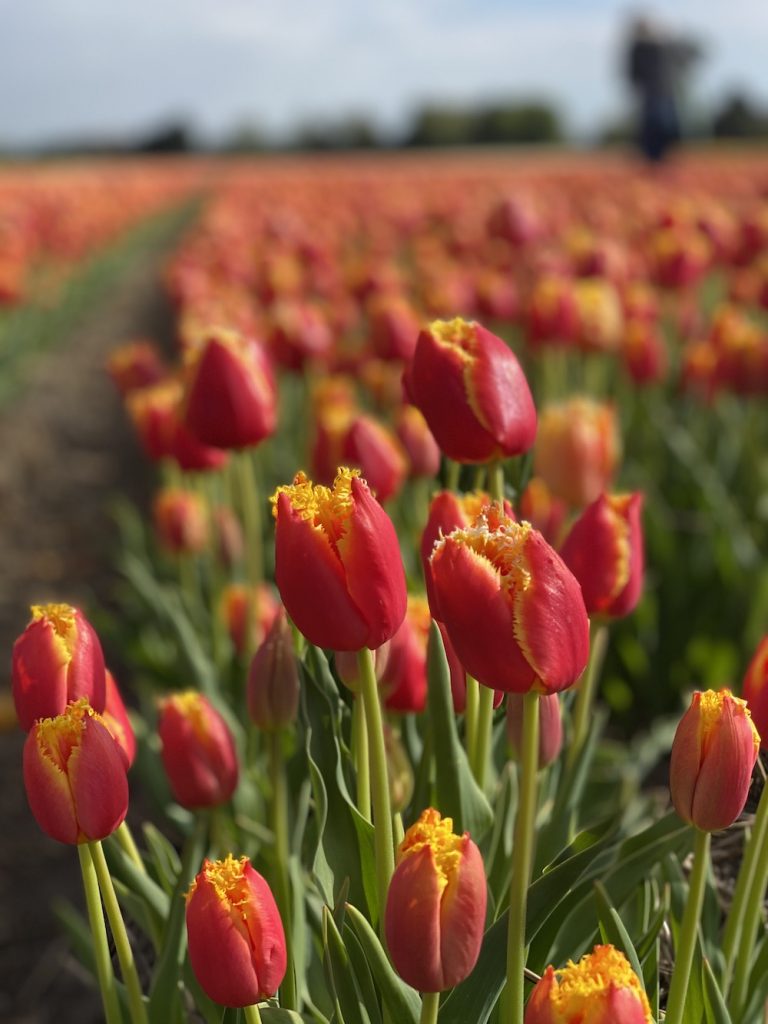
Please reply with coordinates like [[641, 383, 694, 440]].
[[220, 583, 279, 657], [186, 854, 287, 1007], [107, 339, 166, 396], [622, 318, 668, 385], [368, 294, 420, 362], [12, 603, 106, 731], [385, 724, 414, 813], [247, 609, 300, 731], [158, 692, 239, 809], [742, 636, 768, 750], [127, 379, 228, 470], [518, 477, 567, 547], [23, 698, 128, 845], [183, 327, 277, 450], [342, 414, 408, 503], [380, 596, 430, 714], [507, 692, 563, 768], [670, 689, 760, 832], [102, 669, 137, 769], [212, 505, 244, 569], [525, 944, 653, 1023], [559, 493, 644, 619], [385, 808, 486, 992], [153, 487, 209, 555], [395, 405, 441, 480], [271, 468, 407, 651], [268, 298, 332, 372], [335, 642, 390, 694], [430, 511, 589, 695], [405, 317, 537, 464], [534, 397, 621, 508]]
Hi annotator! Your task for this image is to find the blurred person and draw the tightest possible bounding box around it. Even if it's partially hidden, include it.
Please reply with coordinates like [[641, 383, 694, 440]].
[[624, 14, 701, 162]]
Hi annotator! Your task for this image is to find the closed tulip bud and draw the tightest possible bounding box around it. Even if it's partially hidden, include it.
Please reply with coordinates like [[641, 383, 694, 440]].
[[405, 317, 537, 464], [12, 603, 106, 732], [342, 414, 408, 503], [742, 636, 768, 749], [220, 583, 279, 656], [213, 505, 244, 569], [534, 397, 621, 509], [670, 689, 760, 832], [525, 274, 578, 349], [271, 468, 407, 651], [247, 609, 300, 731], [128, 378, 229, 470], [158, 692, 239, 809], [183, 328, 277, 450], [573, 278, 624, 354], [335, 642, 390, 694], [23, 698, 128, 845], [559, 493, 644, 619], [268, 298, 333, 372], [525, 944, 653, 1024], [186, 854, 286, 1007], [395, 405, 441, 480], [153, 487, 209, 555], [507, 692, 563, 768], [518, 477, 567, 548], [385, 724, 414, 812], [385, 808, 486, 992], [107, 339, 166, 396], [368, 294, 420, 362], [430, 511, 589, 695], [623, 318, 668, 385], [380, 596, 430, 714], [102, 670, 136, 769]]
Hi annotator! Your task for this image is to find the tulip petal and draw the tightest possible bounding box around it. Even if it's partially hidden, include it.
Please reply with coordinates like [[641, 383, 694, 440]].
[[385, 846, 445, 992], [68, 612, 106, 712], [23, 729, 79, 844], [524, 966, 558, 1024], [12, 620, 69, 730], [691, 697, 756, 831], [467, 324, 537, 456], [68, 717, 129, 841], [242, 864, 288, 999], [439, 836, 486, 989], [669, 696, 702, 825]]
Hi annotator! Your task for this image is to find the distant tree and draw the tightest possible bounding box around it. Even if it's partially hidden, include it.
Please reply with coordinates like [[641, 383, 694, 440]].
[[404, 106, 477, 147], [136, 123, 192, 153], [404, 99, 562, 147], [223, 122, 268, 153], [712, 92, 768, 138]]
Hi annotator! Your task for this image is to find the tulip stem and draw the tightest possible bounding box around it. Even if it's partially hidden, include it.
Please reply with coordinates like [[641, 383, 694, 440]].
[[464, 674, 480, 767], [237, 449, 263, 659], [115, 821, 145, 873], [420, 991, 440, 1024], [488, 459, 505, 505], [503, 691, 540, 1024], [722, 780, 768, 990], [728, 803, 768, 1017], [89, 841, 149, 1024], [567, 621, 608, 771], [77, 843, 123, 1024], [353, 695, 371, 821], [358, 646, 396, 927], [445, 459, 461, 492], [268, 730, 298, 1011], [243, 1004, 264, 1024], [471, 683, 496, 790], [664, 828, 711, 1024]]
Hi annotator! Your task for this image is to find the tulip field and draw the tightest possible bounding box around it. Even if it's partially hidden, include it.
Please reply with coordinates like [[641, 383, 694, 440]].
[[4, 151, 768, 1024]]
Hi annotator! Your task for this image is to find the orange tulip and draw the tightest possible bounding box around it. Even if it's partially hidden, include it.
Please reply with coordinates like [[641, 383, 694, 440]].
[[742, 636, 768, 750], [158, 692, 239, 810]]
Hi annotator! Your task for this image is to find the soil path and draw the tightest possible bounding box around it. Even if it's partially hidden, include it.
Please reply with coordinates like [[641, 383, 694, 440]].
[[0, 228, 179, 1023]]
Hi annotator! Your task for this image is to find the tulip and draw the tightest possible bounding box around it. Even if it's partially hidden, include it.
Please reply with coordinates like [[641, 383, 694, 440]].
[[405, 317, 537, 464], [525, 944, 653, 1023], [247, 608, 300, 731], [559, 493, 644, 618], [622, 318, 668, 385], [335, 642, 390, 694], [107, 339, 166, 396], [213, 505, 244, 569], [518, 477, 567, 548], [183, 327, 277, 450], [742, 636, 768, 749], [507, 692, 563, 768], [186, 854, 287, 1007], [395, 405, 441, 480], [268, 298, 332, 371], [153, 487, 209, 555], [670, 689, 759, 832], [271, 468, 407, 651], [127, 378, 228, 470], [220, 583, 279, 657], [380, 596, 431, 714], [101, 670, 137, 769], [385, 808, 486, 992], [534, 397, 621, 508], [430, 510, 589, 694], [158, 691, 239, 809], [12, 603, 106, 732], [368, 293, 420, 362], [342, 414, 408, 503], [572, 278, 624, 354], [23, 698, 128, 845], [525, 274, 578, 349]]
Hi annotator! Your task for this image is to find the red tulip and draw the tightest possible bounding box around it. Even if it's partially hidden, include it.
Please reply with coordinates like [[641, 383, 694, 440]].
[[153, 487, 209, 555], [342, 414, 408, 503], [271, 468, 407, 651], [518, 477, 567, 548], [742, 636, 768, 750], [220, 583, 279, 657], [158, 692, 239, 809], [405, 317, 537, 464], [247, 608, 300, 731], [107, 339, 166, 396], [183, 328, 277, 450], [525, 944, 653, 1023], [670, 689, 760, 832], [368, 294, 420, 362], [430, 510, 589, 694], [12, 603, 106, 732], [395, 405, 441, 480], [380, 596, 431, 713], [186, 854, 286, 1007], [101, 670, 137, 769], [559, 493, 644, 618], [507, 692, 563, 768], [385, 808, 486, 992], [23, 698, 128, 845]]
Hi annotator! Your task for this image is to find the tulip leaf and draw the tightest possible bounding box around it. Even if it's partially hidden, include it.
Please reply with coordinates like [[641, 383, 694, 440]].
[[484, 763, 517, 912], [260, 1011, 319, 1023], [701, 958, 733, 1024], [103, 834, 170, 921], [142, 821, 182, 896], [344, 903, 421, 1024], [322, 907, 374, 1024], [739, 932, 768, 1024], [592, 880, 645, 988], [426, 622, 494, 839], [342, 923, 383, 1024]]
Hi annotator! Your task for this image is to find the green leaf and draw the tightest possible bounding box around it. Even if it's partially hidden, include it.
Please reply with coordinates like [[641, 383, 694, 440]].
[[103, 833, 170, 921], [322, 906, 374, 1024], [593, 881, 645, 988], [142, 821, 182, 895], [426, 623, 493, 839], [343, 903, 420, 1024], [702, 958, 733, 1024], [740, 933, 768, 1024]]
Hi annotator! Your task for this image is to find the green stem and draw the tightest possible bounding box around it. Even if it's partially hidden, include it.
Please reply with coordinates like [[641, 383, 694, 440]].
[[464, 674, 480, 768], [243, 1004, 264, 1024], [502, 691, 540, 1024], [77, 844, 123, 1024], [90, 841, 149, 1024], [353, 696, 371, 821], [488, 459, 505, 505], [567, 622, 609, 771], [237, 449, 264, 659], [358, 647, 396, 927], [664, 829, 711, 1024], [722, 780, 768, 988], [269, 730, 298, 1011], [729, 805, 768, 1016], [115, 821, 145, 873], [471, 684, 495, 790], [445, 459, 460, 492], [420, 991, 441, 1024]]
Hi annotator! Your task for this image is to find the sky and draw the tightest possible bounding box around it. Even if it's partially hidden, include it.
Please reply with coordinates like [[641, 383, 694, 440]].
[[3, 0, 768, 147]]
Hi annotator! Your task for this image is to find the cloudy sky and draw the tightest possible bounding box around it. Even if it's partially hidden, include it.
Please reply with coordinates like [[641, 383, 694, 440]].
[[3, 0, 767, 146]]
